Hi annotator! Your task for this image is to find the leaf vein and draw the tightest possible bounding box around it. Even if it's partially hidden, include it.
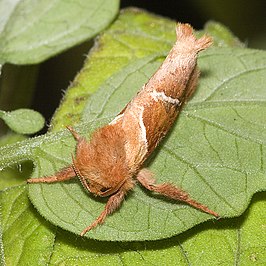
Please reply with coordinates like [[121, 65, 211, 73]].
[[177, 240, 191, 266], [203, 66, 266, 101], [186, 112, 264, 145], [162, 146, 238, 212]]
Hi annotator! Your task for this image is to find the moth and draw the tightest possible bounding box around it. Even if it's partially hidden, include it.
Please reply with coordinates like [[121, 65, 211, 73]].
[[28, 23, 219, 236]]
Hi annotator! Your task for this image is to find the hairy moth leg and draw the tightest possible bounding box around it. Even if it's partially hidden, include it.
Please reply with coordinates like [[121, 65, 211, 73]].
[[27, 166, 75, 183], [80, 189, 126, 236], [27, 126, 81, 184], [137, 168, 219, 218]]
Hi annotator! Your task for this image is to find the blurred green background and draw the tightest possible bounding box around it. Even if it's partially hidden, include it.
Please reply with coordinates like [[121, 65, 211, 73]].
[[121, 0, 266, 49], [1, 0, 265, 133]]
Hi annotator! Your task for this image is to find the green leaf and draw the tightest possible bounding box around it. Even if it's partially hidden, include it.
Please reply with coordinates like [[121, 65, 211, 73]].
[[0, 186, 55, 265], [46, 193, 266, 265], [0, 0, 119, 64], [1, 186, 265, 264], [0, 134, 33, 189], [0, 162, 32, 190], [0, 8, 265, 264], [0, 109, 45, 134], [0, 46, 264, 241]]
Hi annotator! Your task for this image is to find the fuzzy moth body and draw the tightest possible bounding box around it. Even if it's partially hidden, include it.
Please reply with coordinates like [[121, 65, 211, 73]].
[[28, 23, 219, 236]]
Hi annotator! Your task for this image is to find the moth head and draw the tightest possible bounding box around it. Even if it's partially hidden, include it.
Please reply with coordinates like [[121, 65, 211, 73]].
[[72, 124, 131, 197], [72, 156, 131, 197]]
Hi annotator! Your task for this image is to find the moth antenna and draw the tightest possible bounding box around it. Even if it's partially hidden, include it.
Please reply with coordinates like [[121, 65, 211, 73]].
[[71, 154, 91, 192], [71, 154, 81, 178], [66, 126, 81, 141]]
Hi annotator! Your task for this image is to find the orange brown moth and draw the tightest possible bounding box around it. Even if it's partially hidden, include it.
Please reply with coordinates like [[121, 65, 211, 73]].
[[27, 23, 219, 236]]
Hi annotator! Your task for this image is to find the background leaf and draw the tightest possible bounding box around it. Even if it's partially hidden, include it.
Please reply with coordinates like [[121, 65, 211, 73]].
[[46, 193, 266, 265], [0, 7, 265, 265], [0, 109, 45, 134], [2, 185, 264, 264], [0, 186, 55, 265], [0, 0, 119, 64], [0, 133, 32, 189], [198, 21, 244, 48], [26, 46, 266, 241]]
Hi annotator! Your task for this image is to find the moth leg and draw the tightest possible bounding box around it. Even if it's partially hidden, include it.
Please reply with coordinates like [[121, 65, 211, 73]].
[[137, 168, 219, 218], [80, 189, 125, 236], [27, 166, 75, 183], [27, 126, 81, 184]]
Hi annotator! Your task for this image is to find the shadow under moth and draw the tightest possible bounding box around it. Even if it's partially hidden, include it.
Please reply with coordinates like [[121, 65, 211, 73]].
[[28, 23, 219, 236]]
